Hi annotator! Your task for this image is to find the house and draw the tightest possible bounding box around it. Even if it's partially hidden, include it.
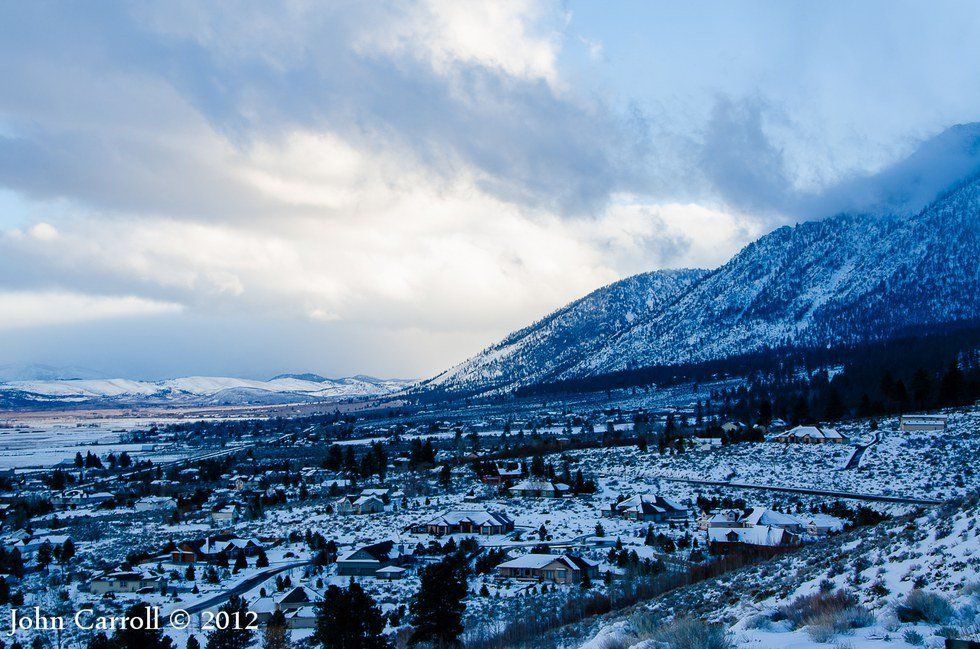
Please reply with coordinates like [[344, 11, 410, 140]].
[[211, 504, 241, 524], [89, 570, 167, 595], [481, 461, 523, 485], [770, 425, 847, 444], [171, 535, 263, 563], [134, 496, 176, 512], [19, 534, 73, 558], [252, 586, 320, 626], [352, 495, 385, 514], [603, 495, 688, 522], [699, 510, 742, 531], [509, 479, 568, 498], [496, 553, 598, 584], [707, 525, 801, 554], [693, 437, 723, 450], [423, 510, 514, 536], [800, 514, 845, 537], [376, 566, 406, 581], [51, 489, 114, 510], [336, 541, 409, 577], [899, 415, 948, 433], [336, 492, 386, 515], [739, 507, 805, 534]]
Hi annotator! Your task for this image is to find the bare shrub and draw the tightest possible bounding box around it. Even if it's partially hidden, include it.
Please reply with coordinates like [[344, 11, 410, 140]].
[[896, 589, 954, 624], [902, 628, 924, 645], [650, 617, 732, 649], [779, 589, 858, 629]]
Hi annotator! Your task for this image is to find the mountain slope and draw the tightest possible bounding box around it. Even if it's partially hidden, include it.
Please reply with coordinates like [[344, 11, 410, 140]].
[[429, 176, 980, 394], [425, 268, 709, 390]]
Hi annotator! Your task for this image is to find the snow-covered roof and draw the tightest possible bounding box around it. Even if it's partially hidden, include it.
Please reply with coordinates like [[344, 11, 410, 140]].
[[740, 507, 802, 528], [425, 510, 512, 527], [498, 553, 596, 570], [772, 425, 845, 440], [708, 525, 794, 546], [510, 479, 556, 491]]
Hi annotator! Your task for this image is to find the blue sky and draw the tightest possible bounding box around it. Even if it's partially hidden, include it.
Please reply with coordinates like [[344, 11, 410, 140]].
[[1, 1, 980, 380]]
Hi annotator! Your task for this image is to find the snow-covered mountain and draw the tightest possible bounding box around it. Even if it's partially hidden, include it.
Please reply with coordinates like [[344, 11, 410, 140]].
[[0, 374, 413, 407], [426, 175, 980, 394]]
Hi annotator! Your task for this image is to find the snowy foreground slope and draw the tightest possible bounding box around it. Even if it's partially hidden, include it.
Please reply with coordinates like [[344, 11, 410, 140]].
[[580, 494, 980, 649], [428, 176, 980, 394], [0, 374, 412, 406]]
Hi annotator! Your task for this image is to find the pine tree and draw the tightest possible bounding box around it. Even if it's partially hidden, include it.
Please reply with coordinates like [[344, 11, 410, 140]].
[[109, 603, 175, 649], [59, 539, 75, 565], [36, 541, 53, 570], [409, 557, 467, 648], [263, 609, 289, 649], [314, 581, 388, 649], [205, 595, 254, 649]]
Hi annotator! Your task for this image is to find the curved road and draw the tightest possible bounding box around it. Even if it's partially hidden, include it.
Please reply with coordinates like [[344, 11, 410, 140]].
[[169, 560, 311, 615], [842, 433, 880, 470]]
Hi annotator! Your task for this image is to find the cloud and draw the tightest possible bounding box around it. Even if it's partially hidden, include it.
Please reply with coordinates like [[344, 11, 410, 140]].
[[2, 1, 980, 378], [0, 290, 182, 330]]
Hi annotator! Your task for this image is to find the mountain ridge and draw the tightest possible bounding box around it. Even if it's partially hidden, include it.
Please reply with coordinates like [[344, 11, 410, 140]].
[[425, 174, 980, 395]]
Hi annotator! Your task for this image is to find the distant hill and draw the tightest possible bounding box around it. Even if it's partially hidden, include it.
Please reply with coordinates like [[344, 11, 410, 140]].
[[0, 374, 414, 408]]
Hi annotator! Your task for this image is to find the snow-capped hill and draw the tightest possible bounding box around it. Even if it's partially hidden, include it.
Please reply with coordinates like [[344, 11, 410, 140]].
[[0, 374, 413, 407], [428, 176, 980, 394], [424, 268, 709, 390]]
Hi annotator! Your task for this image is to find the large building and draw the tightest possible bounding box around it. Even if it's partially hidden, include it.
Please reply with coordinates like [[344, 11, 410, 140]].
[[423, 510, 514, 536], [899, 415, 948, 433]]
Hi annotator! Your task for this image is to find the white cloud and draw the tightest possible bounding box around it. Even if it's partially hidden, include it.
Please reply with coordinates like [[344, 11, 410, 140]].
[[0, 290, 182, 330], [27, 222, 58, 241], [359, 0, 562, 83]]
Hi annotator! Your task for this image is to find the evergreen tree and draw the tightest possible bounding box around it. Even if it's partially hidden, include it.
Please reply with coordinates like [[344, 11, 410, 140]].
[[205, 595, 254, 649], [58, 539, 75, 565], [409, 556, 467, 648], [910, 368, 932, 408], [314, 580, 389, 649], [109, 603, 175, 649], [36, 541, 53, 570], [263, 610, 289, 649], [186, 636, 201, 649]]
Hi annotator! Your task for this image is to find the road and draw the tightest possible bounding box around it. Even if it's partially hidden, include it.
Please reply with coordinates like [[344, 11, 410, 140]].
[[170, 560, 311, 616], [842, 433, 879, 470], [660, 476, 945, 506]]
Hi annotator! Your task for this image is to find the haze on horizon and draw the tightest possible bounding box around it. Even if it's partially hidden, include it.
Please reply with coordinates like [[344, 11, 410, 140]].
[[2, 1, 980, 382]]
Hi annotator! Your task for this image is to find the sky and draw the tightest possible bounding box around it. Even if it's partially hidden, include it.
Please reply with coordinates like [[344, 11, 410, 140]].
[[2, 1, 980, 381]]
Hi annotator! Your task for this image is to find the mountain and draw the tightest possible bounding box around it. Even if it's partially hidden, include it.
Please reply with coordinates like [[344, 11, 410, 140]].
[[0, 374, 414, 407], [426, 175, 980, 394], [270, 372, 330, 382], [426, 269, 708, 390]]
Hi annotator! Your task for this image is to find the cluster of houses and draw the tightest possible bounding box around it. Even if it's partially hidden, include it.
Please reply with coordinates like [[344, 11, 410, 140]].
[[336, 487, 401, 515], [700, 507, 843, 554], [171, 534, 266, 564], [601, 495, 688, 522]]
